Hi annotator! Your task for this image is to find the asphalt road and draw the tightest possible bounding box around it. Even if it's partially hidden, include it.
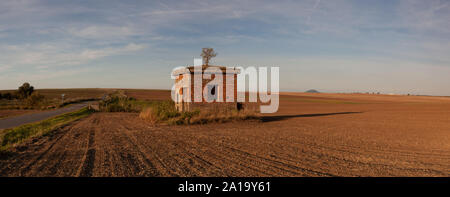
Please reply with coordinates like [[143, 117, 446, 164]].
[[0, 103, 89, 130]]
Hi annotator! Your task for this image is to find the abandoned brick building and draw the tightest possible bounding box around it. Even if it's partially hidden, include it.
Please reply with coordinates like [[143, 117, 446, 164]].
[[172, 65, 241, 112]]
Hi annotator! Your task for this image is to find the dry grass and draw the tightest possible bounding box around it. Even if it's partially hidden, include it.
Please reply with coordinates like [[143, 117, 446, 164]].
[[184, 109, 258, 125], [139, 104, 259, 125], [139, 107, 158, 125], [0, 107, 93, 151]]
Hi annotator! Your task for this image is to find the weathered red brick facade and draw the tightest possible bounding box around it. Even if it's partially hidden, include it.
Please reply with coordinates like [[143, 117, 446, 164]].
[[172, 65, 240, 112]]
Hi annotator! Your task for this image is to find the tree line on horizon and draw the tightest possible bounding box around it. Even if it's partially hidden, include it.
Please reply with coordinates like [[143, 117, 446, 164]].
[[0, 82, 46, 109], [0, 82, 37, 100]]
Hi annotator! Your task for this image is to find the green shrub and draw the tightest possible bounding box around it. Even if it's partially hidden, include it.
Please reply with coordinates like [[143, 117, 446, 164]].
[[99, 93, 138, 112]]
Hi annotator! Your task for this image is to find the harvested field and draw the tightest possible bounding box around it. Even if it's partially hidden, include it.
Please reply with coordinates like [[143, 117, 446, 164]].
[[25, 89, 115, 100], [0, 93, 449, 177], [121, 89, 170, 101], [0, 88, 115, 100]]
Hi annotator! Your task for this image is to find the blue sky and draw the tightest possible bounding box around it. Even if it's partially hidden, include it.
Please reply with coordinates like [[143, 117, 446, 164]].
[[0, 0, 449, 95]]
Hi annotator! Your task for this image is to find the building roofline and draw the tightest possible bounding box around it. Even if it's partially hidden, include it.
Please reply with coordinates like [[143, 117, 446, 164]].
[[172, 65, 241, 76]]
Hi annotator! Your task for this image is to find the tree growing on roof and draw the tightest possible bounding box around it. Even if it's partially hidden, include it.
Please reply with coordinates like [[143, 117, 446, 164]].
[[200, 48, 217, 66]]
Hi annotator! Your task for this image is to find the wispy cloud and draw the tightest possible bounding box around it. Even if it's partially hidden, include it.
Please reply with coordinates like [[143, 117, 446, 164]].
[[0, 0, 449, 94], [0, 43, 147, 69], [14, 67, 97, 82], [68, 26, 141, 40]]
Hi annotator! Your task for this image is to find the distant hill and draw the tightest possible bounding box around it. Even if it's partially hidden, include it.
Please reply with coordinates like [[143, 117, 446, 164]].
[[305, 89, 320, 93]]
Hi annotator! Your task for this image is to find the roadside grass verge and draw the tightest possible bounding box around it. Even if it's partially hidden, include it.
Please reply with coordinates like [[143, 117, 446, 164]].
[[0, 107, 94, 152]]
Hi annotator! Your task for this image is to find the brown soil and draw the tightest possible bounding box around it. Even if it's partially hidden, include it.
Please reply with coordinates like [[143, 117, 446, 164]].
[[121, 89, 170, 100], [1, 93, 449, 177]]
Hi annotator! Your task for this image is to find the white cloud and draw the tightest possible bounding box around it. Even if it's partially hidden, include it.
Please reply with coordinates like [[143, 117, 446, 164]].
[[0, 43, 147, 69], [0, 0, 449, 93], [397, 0, 450, 34], [15, 67, 97, 82], [79, 43, 146, 60], [0, 66, 102, 90], [68, 26, 141, 39]]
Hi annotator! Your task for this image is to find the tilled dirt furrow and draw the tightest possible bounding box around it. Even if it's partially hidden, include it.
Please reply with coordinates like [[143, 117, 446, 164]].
[[115, 124, 162, 176], [24, 121, 90, 176], [77, 127, 96, 177], [1, 102, 450, 177], [127, 123, 277, 176], [0, 123, 87, 176]]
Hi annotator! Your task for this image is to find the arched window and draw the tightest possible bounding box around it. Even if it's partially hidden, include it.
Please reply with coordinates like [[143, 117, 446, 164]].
[[211, 86, 216, 95], [207, 85, 218, 101]]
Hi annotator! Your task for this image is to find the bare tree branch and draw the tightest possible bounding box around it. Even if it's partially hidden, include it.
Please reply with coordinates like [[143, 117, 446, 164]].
[[200, 48, 217, 66]]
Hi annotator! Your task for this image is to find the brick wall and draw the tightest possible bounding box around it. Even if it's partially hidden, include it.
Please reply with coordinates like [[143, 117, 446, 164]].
[[175, 72, 239, 112]]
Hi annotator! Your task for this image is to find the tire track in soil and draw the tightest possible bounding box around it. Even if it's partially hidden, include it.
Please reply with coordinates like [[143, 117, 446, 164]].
[[0, 118, 88, 176], [213, 126, 359, 175], [242, 124, 450, 176], [167, 135, 273, 176], [17, 126, 74, 176], [77, 127, 96, 177], [120, 119, 251, 176], [215, 133, 358, 176], [129, 121, 288, 176], [140, 123, 315, 176], [189, 136, 318, 176], [87, 114, 168, 177], [165, 125, 317, 176], [22, 119, 90, 176], [141, 136, 208, 176], [119, 119, 178, 176], [92, 115, 136, 176], [201, 122, 449, 176], [174, 127, 276, 176], [225, 145, 335, 176], [115, 123, 161, 176]]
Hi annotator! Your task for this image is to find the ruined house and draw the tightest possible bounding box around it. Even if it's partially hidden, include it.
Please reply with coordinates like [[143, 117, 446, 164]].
[[172, 65, 241, 112]]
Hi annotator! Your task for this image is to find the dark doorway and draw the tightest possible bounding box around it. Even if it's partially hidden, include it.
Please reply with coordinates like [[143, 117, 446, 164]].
[[237, 102, 243, 110]]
